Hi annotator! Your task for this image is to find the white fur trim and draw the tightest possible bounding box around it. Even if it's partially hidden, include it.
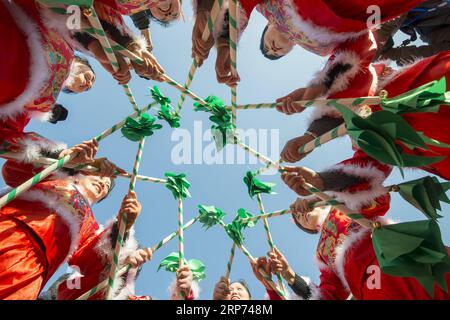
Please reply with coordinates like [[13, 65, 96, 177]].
[[18, 189, 82, 260], [283, 0, 365, 46], [94, 220, 139, 266], [13, 137, 67, 163], [0, 2, 50, 120], [309, 51, 364, 96], [212, 2, 229, 42], [323, 163, 389, 210], [28, 110, 53, 122], [333, 227, 369, 292], [113, 267, 138, 300], [168, 279, 201, 300]]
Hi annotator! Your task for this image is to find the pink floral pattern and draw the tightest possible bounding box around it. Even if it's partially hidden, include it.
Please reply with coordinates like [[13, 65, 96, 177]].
[[257, 0, 334, 56], [115, 0, 157, 15], [316, 209, 359, 269]]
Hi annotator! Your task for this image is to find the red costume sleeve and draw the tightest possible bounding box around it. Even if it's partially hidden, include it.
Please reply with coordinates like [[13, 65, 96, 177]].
[[0, 114, 67, 165], [312, 268, 351, 300], [266, 289, 282, 300], [56, 221, 139, 300], [321, 149, 392, 213]]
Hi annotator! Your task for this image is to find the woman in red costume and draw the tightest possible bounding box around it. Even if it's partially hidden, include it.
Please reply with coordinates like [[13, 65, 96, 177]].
[[0, 140, 141, 300], [281, 51, 450, 181], [279, 153, 450, 299]]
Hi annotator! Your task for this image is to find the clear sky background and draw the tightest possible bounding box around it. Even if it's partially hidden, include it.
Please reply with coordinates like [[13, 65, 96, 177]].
[[1, 3, 449, 300]]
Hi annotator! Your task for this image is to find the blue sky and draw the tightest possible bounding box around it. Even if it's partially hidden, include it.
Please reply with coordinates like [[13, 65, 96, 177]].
[[1, 3, 449, 300]]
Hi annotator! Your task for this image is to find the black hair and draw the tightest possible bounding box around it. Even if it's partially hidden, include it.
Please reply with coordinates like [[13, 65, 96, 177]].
[[97, 178, 116, 204], [62, 55, 95, 94], [48, 104, 68, 124], [260, 25, 285, 61], [231, 279, 252, 300], [292, 213, 319, 235]]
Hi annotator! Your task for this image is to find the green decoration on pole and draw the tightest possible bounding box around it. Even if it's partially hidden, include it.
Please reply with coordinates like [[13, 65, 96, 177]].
[[158, 252, 206, 281], [121, 113, 163, 142], [198, 205, 226, 229], [193, 95, 222, 112], [194, 95, 235, 151], [381, 77, 450, 114], [372, 219, 450, 298], [157, 103, 181, 128], [394, 177, 450, 220], [234, 208, 256, 228], [333, 103, 443, 175], [243, 171, 276, 198], [165, 172, 191, 199], [151, 86, 171, 107]]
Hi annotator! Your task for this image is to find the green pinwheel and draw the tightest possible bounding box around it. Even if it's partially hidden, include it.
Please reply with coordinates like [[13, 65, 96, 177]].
[[333, 103, 443, 175], [225, 220, 245, 246], [224, 209, 257, 245], [198, 205, 226, 230], [243, 171, 276, 198], [193, 95, 223, 112], [121, 113, 163, 142], [234, 208, 256, 228], [372, 219, 450, 298], [158, 252, 206, 281], [151, 86, 171, 107], [381, 77, 450, 114], [194, 96, 235, 150], [157, 103, 181, 128], [393, 177, 450, 220], [165, 172, 191, 200]]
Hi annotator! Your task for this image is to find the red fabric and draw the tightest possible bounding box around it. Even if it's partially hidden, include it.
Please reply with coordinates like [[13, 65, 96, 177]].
[[0, 215, 47, 300], [345, 234, 450, 300], [327, 31, 378, 99], [240, 0, 422, 33], [56, 228, 111, 300], [381, 51, 450, 180], [316, 268, 350, 300], [266, 289, 282, 300], [0, 2, 29, 106]]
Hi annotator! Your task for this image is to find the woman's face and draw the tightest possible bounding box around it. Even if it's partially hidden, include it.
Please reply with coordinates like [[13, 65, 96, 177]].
[[150, 0, 181, 22], [263, 23, 294, 57], [65, 62, 95, 93], [229, 282, 250, 300], [293, 209, 320, 233], [75, 175, 112, 204]]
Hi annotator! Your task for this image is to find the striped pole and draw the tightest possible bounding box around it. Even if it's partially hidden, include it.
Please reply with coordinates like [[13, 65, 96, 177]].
[[224, 243, 236, 280], [216, 220, 287, 300], [83, 7, 139, 112], [235, 138, 283, 171], [0, 154, 74, 209], [229, 96, 382, 110], [178, 199, 186, 299], [256, 195, 287, 296], [105, 137, 146, 300], [1, 151, 167, 184], [76, 217, 200, 300], [254, 159, 285, 176], [175, 0, 224, 114], [176, 60, 198, 114], [162, 75, 213, 112], [95, 102, 156, 143], [0, 103, 156, 210], [229, 0, 238, 129], [297, 123, 347, 155]]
